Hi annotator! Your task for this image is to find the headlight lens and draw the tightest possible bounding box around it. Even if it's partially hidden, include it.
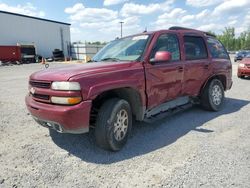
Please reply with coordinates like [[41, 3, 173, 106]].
[[51, 96, 82, 105], [51, 82, 81, 91], [239, 63, 245, 68]]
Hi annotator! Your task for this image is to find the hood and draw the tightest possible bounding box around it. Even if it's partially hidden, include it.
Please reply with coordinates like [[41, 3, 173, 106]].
[[242, 58, 250, 64], [30, 61, 134, 81]]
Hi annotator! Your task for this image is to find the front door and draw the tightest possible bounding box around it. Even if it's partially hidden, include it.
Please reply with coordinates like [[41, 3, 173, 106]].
[[144, 33, 184, 110]]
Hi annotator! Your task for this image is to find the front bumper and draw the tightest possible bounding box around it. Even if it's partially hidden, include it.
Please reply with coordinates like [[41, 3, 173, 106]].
[[25, 95, 92, 134], [238, 67, 250, 76]]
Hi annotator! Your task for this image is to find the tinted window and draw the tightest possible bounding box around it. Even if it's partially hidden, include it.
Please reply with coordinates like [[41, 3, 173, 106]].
[[207, 38, 229, 59], [184, 36, 208, 60], [151, 34, 180, 61]]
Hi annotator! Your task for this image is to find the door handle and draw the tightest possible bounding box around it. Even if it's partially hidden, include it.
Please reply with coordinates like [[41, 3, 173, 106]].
[[177, 66, 183, 72], [204, 64, 209, 69]]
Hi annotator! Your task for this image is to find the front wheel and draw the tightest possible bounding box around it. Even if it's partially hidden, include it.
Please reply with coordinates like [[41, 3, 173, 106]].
[[95, 98, 132, 151], [201, 79, 225, 111]]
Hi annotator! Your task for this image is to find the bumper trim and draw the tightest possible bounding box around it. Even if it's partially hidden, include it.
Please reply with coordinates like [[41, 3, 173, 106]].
[[33, 116, 89, 134]]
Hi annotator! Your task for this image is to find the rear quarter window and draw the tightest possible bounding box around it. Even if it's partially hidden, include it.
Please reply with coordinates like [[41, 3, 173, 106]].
[[207, 38, 229, 59]]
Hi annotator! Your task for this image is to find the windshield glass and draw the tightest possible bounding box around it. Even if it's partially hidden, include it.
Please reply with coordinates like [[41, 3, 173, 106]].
[[92, 35, 149, 62]]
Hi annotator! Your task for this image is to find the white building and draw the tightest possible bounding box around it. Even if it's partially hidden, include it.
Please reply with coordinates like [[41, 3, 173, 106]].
[[0, 10, 71, 57]]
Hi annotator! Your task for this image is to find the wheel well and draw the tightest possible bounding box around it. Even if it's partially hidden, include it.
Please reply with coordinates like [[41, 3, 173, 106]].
[[201, 74, 227, 95], [90, 88, 144, 126]]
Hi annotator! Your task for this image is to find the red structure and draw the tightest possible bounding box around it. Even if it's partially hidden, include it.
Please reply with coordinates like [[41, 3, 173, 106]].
[[0, 46, 21, 62]]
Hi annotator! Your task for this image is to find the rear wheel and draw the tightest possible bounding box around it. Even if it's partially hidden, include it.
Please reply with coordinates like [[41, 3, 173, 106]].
[[201, 79, 224, 111], [238, 75, 245, 79], [95, 98, 132, 151]]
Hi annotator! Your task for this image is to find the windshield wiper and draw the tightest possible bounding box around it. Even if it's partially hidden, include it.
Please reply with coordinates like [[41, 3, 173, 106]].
[[87, 59, 98, 63], [100, 57, 120, 62]]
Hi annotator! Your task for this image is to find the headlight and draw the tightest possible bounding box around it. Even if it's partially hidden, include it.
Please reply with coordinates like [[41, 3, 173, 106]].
[[51, 82, 81, 91], [239, 63, 245, 68], [51, 96, 82, 105]]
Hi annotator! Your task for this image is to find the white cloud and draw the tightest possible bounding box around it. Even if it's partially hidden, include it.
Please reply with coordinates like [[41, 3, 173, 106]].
[[120, 0, 174, 17], [213, 0, 250, 16], [155, 8, 187, 28], [197, 23, 222, 31], [186, 0, 223, 7], [65, 3, 142, 41], [65, 3, 85, 14], [154, 8, 216, 31], [0, 2, 45, 17], [104, 0, 128, 6], [237, 11, 250, 34], [158, 8, 186, 20], [65, 3, 118, 23], [65, 1, 250, 42], [196, 9, 210, 20], [181, 15, 195, 22]]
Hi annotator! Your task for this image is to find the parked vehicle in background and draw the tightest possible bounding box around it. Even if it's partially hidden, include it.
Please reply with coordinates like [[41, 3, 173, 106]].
[[238, 57, 250, 78], [234, 50, 250, 62], [18, 44, 36, 64], [26, 27, 232, 151]]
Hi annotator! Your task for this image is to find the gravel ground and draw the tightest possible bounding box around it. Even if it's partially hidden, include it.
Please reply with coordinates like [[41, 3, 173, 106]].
[[0, 60, 250, 188]]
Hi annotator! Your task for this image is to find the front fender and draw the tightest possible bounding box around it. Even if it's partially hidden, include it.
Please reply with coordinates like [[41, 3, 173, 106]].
[[87, 80, 144, 101]]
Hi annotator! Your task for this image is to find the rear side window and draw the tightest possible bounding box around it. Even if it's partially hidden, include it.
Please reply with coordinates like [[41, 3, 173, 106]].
[[151, 33, 180, 61], [184, 36, 208, 60], [207, 38, 229, 59]]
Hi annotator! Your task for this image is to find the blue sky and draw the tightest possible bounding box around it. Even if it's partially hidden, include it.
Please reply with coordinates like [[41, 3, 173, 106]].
[[0, 0, 249, 42]]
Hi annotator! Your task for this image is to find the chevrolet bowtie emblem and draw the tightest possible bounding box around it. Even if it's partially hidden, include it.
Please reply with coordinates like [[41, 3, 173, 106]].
[[30, 87, 35, 94]]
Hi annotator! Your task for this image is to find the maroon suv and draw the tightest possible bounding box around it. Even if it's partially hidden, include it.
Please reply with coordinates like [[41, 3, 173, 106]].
[[26, 27, 232, 151]]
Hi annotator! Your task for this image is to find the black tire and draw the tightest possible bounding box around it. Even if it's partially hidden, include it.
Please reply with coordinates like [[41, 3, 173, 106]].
[[95, 98, 132, 151], [238, 75, 245, 79], [201, 79, 225, 111]]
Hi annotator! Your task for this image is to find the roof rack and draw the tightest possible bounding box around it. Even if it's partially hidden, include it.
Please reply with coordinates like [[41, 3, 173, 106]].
[[169, 26, 193, 31], [169, 26, 216, 38]]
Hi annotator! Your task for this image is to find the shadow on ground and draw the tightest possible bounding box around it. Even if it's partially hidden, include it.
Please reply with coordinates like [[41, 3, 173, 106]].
[[50, 97, 249, 164]]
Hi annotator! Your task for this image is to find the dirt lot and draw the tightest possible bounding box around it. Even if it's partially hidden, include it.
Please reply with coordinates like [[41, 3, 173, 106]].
[[0, 60, 250, 187]]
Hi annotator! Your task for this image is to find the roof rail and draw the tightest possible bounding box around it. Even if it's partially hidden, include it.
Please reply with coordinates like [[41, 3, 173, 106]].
[[169, 26, 216, 38]]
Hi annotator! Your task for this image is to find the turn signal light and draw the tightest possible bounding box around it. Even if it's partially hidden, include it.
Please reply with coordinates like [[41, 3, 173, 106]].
[[51, 96, 82, 105]]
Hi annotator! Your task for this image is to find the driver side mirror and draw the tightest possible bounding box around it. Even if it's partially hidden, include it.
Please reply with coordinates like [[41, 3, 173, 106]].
[[153, 51, 172, 62]]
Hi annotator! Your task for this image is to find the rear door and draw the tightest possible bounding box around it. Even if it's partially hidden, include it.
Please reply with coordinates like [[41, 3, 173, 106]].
[[182, 35, 212, 96], [144, 32, 184, 109]]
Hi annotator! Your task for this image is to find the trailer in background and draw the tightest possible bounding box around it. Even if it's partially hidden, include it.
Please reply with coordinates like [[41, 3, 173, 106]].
[[0, 46, 21, 63], [70, 43, 105, 62], [18, 43, 36, 64]]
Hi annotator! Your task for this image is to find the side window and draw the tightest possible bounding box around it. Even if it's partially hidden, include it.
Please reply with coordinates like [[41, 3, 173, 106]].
[[151, 34, 180, 61], [184, 36, 208, 60], [207, 38, 229, 59]]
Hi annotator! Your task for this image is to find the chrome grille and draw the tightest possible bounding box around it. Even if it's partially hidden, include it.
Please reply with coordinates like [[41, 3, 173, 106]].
[[32, 93, 50, 100], [30, 81, 51, 89]]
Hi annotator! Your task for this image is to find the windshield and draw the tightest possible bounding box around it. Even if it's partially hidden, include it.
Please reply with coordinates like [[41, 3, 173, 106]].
[[92, 35, 149, 62]]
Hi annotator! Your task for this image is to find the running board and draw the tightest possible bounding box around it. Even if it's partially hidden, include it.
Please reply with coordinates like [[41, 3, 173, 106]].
[[144, 103, 193, 123], [145, 96, 190, 118]]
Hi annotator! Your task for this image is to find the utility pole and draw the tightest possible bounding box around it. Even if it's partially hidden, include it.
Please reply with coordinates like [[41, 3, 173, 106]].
[[119, 21, 124, 38]]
